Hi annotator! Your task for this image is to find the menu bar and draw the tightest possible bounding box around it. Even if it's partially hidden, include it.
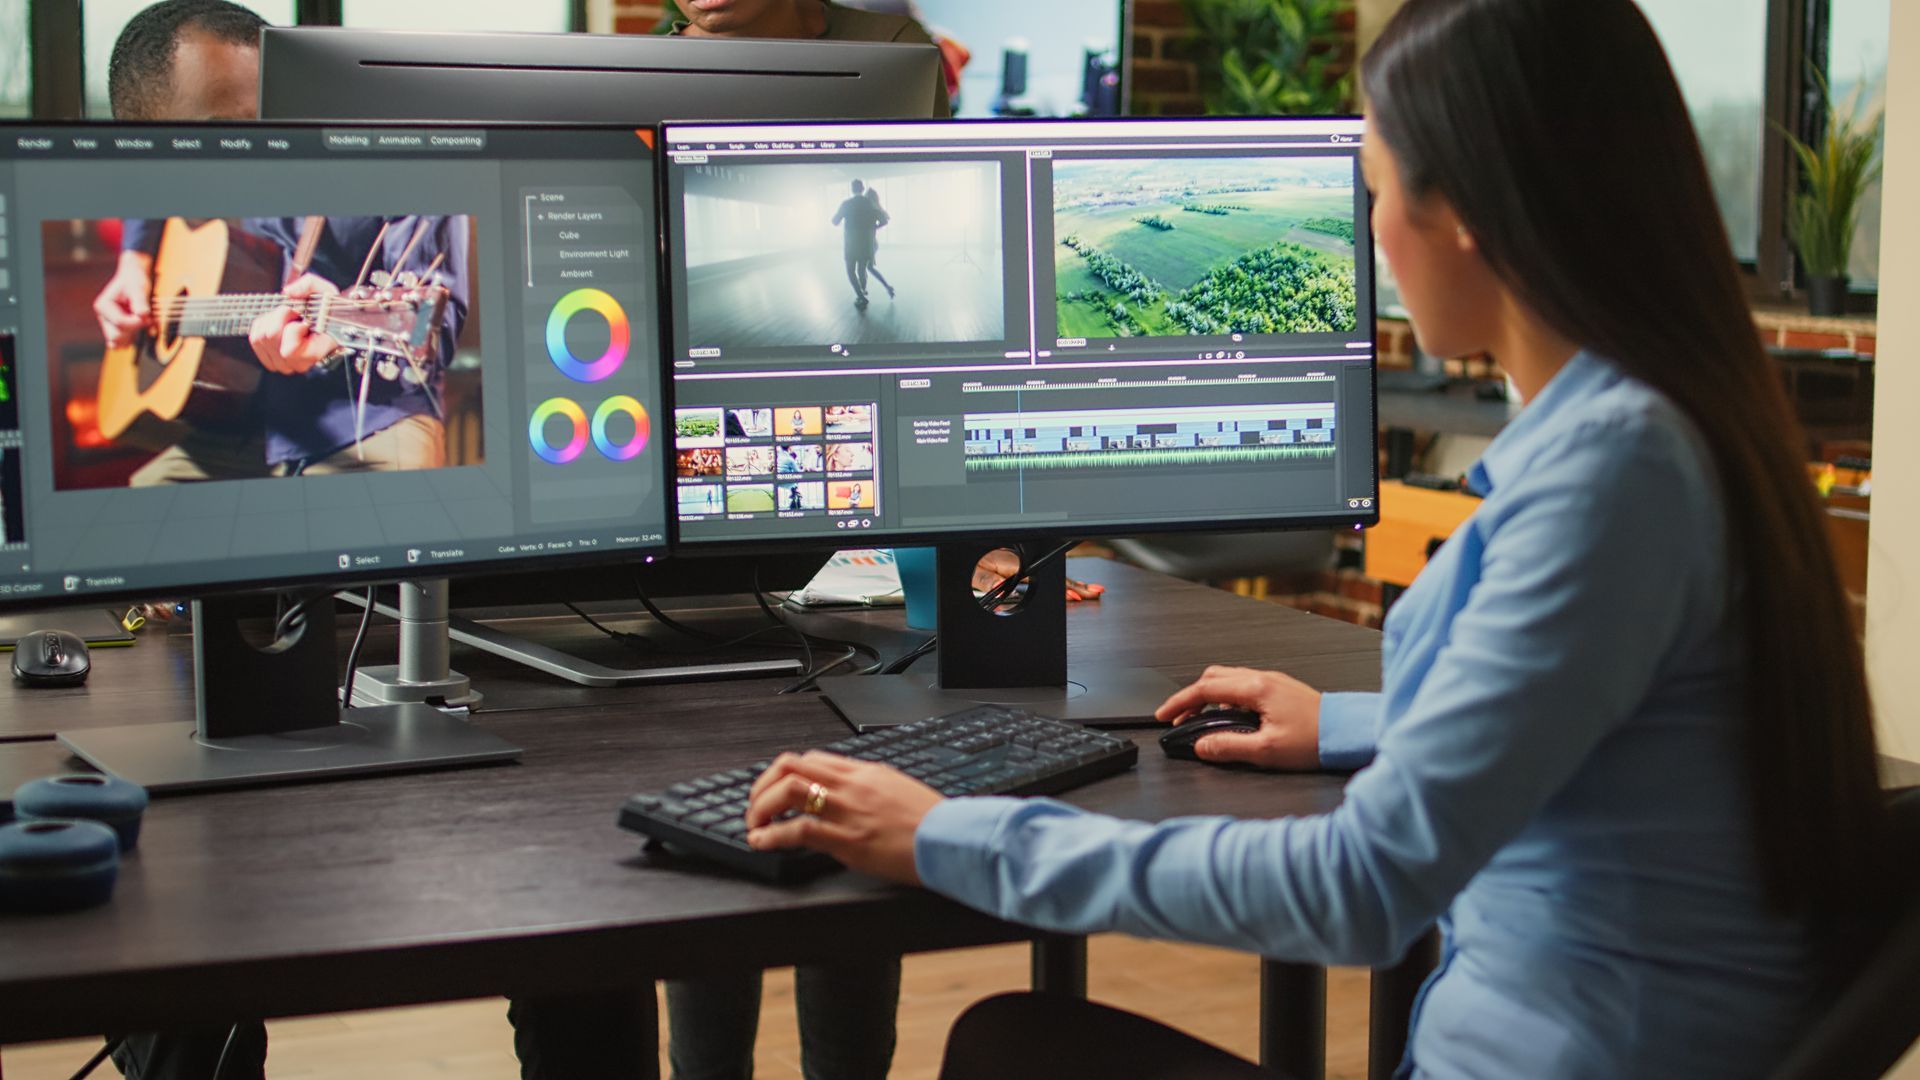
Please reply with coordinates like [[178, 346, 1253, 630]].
[[667, 117, 1367, 146], [323, 129, 487, 152], [2, 126, 642, 162]]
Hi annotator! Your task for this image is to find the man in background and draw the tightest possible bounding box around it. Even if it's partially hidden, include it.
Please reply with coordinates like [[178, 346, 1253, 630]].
[[97, 4, 656, 1079], [95, 0, 467, 485], [97, 3, 267, 1070], [654, 9, 945, 1075], [658, 0, 952, 117], [107, 0, 261, 122], [92, 0, 273, 490]]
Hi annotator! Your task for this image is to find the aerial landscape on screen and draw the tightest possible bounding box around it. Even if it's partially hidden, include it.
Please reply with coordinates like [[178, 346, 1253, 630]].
[[1052, 156, 1359, 341]]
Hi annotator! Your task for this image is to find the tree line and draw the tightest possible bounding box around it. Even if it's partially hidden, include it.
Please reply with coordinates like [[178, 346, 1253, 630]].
[[1062, 233, 1356, 337]]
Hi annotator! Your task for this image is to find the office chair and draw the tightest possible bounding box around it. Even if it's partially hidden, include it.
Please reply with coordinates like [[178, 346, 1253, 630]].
[[1770, 786, 1920, 1080]]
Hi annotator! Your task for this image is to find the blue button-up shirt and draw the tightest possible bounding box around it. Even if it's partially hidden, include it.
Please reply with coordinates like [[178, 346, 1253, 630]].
[[916, 352, 1815, 1078]]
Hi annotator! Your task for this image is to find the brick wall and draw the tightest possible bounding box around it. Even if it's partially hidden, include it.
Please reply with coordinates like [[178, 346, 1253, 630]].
[[1129, 1, 1205, 115], [603, 2, 1359, 117], [610, 2, 667, 34]]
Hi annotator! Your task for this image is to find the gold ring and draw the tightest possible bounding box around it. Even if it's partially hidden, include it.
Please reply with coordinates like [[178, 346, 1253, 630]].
[[802, 782, 830, 817]]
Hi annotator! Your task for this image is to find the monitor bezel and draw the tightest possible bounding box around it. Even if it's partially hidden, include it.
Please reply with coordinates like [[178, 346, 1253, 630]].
[[258, 26, 947, 126], [0, 119, 673, 615], [652, 113, 1381, 557]]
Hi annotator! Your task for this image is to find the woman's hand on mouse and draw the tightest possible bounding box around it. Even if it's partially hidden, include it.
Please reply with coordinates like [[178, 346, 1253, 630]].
[[1155, 666, 1322, 769]]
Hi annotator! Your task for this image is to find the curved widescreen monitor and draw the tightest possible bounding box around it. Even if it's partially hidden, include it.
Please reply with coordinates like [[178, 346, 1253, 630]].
[[659, 116, 1380, 551], [260, 29, 945, 125], [0, 122, 667, 611]]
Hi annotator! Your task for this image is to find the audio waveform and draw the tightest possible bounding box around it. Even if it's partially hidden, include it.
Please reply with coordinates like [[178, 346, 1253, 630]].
[[965, 444, 1335, 473]]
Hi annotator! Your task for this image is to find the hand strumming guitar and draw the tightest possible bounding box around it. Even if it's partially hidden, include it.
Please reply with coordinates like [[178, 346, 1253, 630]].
[[93, 250, 155, 349], [248, 274, 342, 376]]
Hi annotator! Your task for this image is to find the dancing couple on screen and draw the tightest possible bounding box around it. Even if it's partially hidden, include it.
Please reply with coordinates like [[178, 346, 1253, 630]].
[[833, 179, 895, 310]]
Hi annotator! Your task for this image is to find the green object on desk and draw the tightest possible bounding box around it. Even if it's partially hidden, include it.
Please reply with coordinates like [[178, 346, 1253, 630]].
[[0, 610, 135, 650]]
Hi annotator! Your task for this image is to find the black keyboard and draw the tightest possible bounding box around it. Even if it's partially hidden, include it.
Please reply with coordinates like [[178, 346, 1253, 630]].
[[619, 705, 1139, 882]]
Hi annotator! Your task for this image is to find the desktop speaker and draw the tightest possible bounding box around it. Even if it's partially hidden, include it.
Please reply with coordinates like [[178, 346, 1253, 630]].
[[0, 819, 121, 913], [14, 774, 149, 851]]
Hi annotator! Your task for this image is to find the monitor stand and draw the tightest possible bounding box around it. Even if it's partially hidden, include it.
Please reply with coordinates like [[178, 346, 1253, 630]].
[[341, 581, 806, 689], [58, 595, 521, 794], [345, 580, 482, 709], [818, 544, 1177, 732]]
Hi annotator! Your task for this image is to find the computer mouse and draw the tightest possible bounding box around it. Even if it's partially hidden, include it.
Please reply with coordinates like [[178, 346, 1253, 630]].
[[12, 631, 90, 688], [1159, 707, 1261, 761]]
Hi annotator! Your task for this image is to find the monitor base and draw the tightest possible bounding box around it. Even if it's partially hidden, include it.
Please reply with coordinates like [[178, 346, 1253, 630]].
[[340, 589, 806, 688], [447, 612, 804, 687], [58, 703, 521, 794], [818, 667, 1177, 733], [349, 664, 483, 710], [342, 581, 483, 710]]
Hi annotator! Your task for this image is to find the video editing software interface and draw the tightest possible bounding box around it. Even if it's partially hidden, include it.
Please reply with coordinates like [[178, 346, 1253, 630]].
[[0, 125, 664, 605], [662, 118, 1378, 545]]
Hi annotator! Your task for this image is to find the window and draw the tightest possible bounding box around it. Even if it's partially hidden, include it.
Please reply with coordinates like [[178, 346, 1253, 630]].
[[1637, 1, 1769, 265], [337, 0, 570, 33], [0, 3, 27, 118], [82, 0, 298, 118], [1828, 0, 1888, 288], [1639, 0, 1890, 296]]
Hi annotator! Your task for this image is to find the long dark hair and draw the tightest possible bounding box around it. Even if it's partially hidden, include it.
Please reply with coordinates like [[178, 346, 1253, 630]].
[[1363, 0, 1884, 922]]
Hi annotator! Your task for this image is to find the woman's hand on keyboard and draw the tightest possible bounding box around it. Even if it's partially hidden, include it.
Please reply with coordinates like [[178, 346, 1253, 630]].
[[746, 751, 942, 885]]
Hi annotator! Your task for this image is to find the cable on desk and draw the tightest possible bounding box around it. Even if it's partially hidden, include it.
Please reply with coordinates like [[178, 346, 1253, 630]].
[[273, 593, 313, 643], [210, 1023, 241, 1080], [752, 565, 890, 692], [340, 588, 376, 710], [65, 1038, 121, 1080], [594, 580, 834, 656], [777, 645, 862, 694], [565, 601, 644, 647], [600, 573, 881, 690], [750, 569, 814, 675], [878, 540, 1078, 678], [977, 540, 1077, 612], [630, 574, 746, 645], [881, 635, 937, 675]]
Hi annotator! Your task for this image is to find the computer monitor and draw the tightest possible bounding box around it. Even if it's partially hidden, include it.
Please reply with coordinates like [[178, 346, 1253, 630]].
[[259, 28, 944, 693], [839, 0, 1131, 118], [259, 28, 945, 125], [0, 121, 668, 788], [658, 116, 1378, 726]]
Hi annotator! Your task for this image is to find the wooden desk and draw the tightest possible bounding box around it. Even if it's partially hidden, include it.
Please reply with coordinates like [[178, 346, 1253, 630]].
[[0, 560, 1387, 1078]]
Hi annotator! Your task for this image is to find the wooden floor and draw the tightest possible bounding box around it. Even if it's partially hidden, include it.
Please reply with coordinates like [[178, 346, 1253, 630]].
[[688, 247, 1005, 351], [2, 936, 1374, 1079]]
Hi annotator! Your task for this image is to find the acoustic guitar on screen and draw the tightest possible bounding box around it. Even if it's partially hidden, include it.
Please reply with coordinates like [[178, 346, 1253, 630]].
[[94, 216, 450, 445]]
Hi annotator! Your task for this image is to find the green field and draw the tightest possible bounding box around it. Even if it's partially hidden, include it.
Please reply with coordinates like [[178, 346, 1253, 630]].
[[726, 488, 775, 512], [1054, 185, 1357, 340]]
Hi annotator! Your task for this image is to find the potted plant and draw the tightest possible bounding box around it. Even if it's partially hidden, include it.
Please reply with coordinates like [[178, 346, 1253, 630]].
[[1182, 0, 1354, 116], [1781, 75, 1883, 317]]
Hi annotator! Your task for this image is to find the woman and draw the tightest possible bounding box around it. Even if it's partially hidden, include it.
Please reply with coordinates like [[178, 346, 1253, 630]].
[[742, 0, 1888, 1076]]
